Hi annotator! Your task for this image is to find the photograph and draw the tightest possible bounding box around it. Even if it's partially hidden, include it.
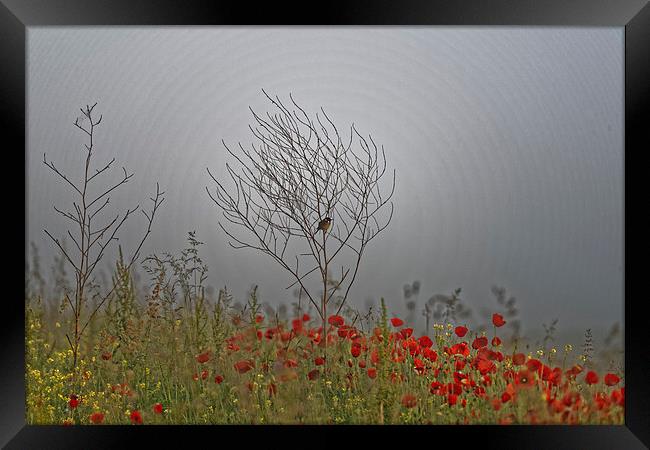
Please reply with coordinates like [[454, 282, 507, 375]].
[[25, 26, 625, 426]]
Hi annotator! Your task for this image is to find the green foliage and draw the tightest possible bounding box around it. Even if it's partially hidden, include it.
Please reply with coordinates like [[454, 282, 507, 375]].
[[211, 287, 233, 352], [24, 247, 624, 426], [143, 231, 210, 353]]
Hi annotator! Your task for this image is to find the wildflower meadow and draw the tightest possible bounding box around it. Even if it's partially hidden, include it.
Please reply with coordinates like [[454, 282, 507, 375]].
[[25, 242, 624, 426]]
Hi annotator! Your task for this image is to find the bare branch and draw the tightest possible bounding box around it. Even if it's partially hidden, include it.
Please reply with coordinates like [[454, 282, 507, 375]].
[[43, 229, 79, 272], [87, 157, 115, 182], [207, 91, 395, 334], [43, 154, 82, 195], [80, 183, 165, 338], [42, 102, 165, 369], [87, 167, 134, 209]]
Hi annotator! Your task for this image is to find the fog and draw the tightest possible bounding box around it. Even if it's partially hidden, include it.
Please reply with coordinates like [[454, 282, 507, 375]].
[[27, 27, 623, 342]]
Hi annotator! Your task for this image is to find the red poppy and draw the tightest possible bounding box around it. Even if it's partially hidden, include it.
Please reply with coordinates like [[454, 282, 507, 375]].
[[404, 338, 419, 355], [430, 381, 445, 395], [418, 335, 433, 348], [472, 336, 488, 349], [68, 395, 79, 409], [370, 349, 380, 365], [550, 399, 565, 414], [512, 353, 526, 365], [234, 360, 254, 374], [474, 386, 487, 398], [314, 356, 325, 366], [302, 313, 310, 322], [611, 388, 624, 407], [501, 392, 511, 403], [292, 319, 303, 332], [413, 358, 426, 374], [562, 391, 581, 408], [255, 314, 264, 324], [214, 375, 224, 384], [515, 369, 535, 388], [400, 328, 413, 339], [328, 315, 345, 327], [351, 344, 362, 358], [604, 373, 620, 386], [448, 394, 458, 406], [477, 358, 496, 375], [307, 369, 320, 381], [89, 412, 104, 424], [526, 358, 543, 374], [479, 347, 499, 361], [401, 394, 417, 408], [449, 382, 462, 396], [337, 325, 352, 338], [390, 317, 404, 327], [196, 351, 211, 364], [422, 347, 438, 362], [546, 367, 562, 386], [153, 403, 163, 414], [492, 313, 506, 327], [491, 336, 501, 347], [565, 364, 584, 379], [454, 326, 468, 337], [393, 349, 407, 363], [594, 391, 611, 409], [449, 342, 470, 357], [284, 359, 298, 368], [367, 368, 377, 379], [585, 371, 599, 385], [130, 410, 143, 424]]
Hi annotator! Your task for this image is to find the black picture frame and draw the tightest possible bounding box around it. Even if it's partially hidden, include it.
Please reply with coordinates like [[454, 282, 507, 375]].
[[3, 1, 648, 448]]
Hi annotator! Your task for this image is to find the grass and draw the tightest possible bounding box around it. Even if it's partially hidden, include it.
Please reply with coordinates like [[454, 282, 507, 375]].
[[25, 280, 625, 425]]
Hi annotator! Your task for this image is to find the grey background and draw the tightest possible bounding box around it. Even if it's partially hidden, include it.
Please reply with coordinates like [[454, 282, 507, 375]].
[[26, 27, 623, 338]]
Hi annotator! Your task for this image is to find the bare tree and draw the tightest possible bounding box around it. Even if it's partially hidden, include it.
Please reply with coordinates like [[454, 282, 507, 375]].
[[43, 102, 164, 368], [207, 91, 395, 362]]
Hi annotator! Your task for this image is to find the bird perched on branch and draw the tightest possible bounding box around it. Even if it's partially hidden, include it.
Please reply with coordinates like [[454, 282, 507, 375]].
[[316, 217, 332, 235]]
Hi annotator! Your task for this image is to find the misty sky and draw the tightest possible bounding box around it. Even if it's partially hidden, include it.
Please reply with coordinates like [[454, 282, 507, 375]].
[[26, 27, 623, 336]]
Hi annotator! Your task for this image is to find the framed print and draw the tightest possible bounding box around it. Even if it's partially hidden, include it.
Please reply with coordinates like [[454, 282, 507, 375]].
[[3, 0, 649, 448]]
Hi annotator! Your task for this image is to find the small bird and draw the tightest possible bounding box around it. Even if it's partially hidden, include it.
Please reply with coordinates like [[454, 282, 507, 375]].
[[316, 217, 332, 235]]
